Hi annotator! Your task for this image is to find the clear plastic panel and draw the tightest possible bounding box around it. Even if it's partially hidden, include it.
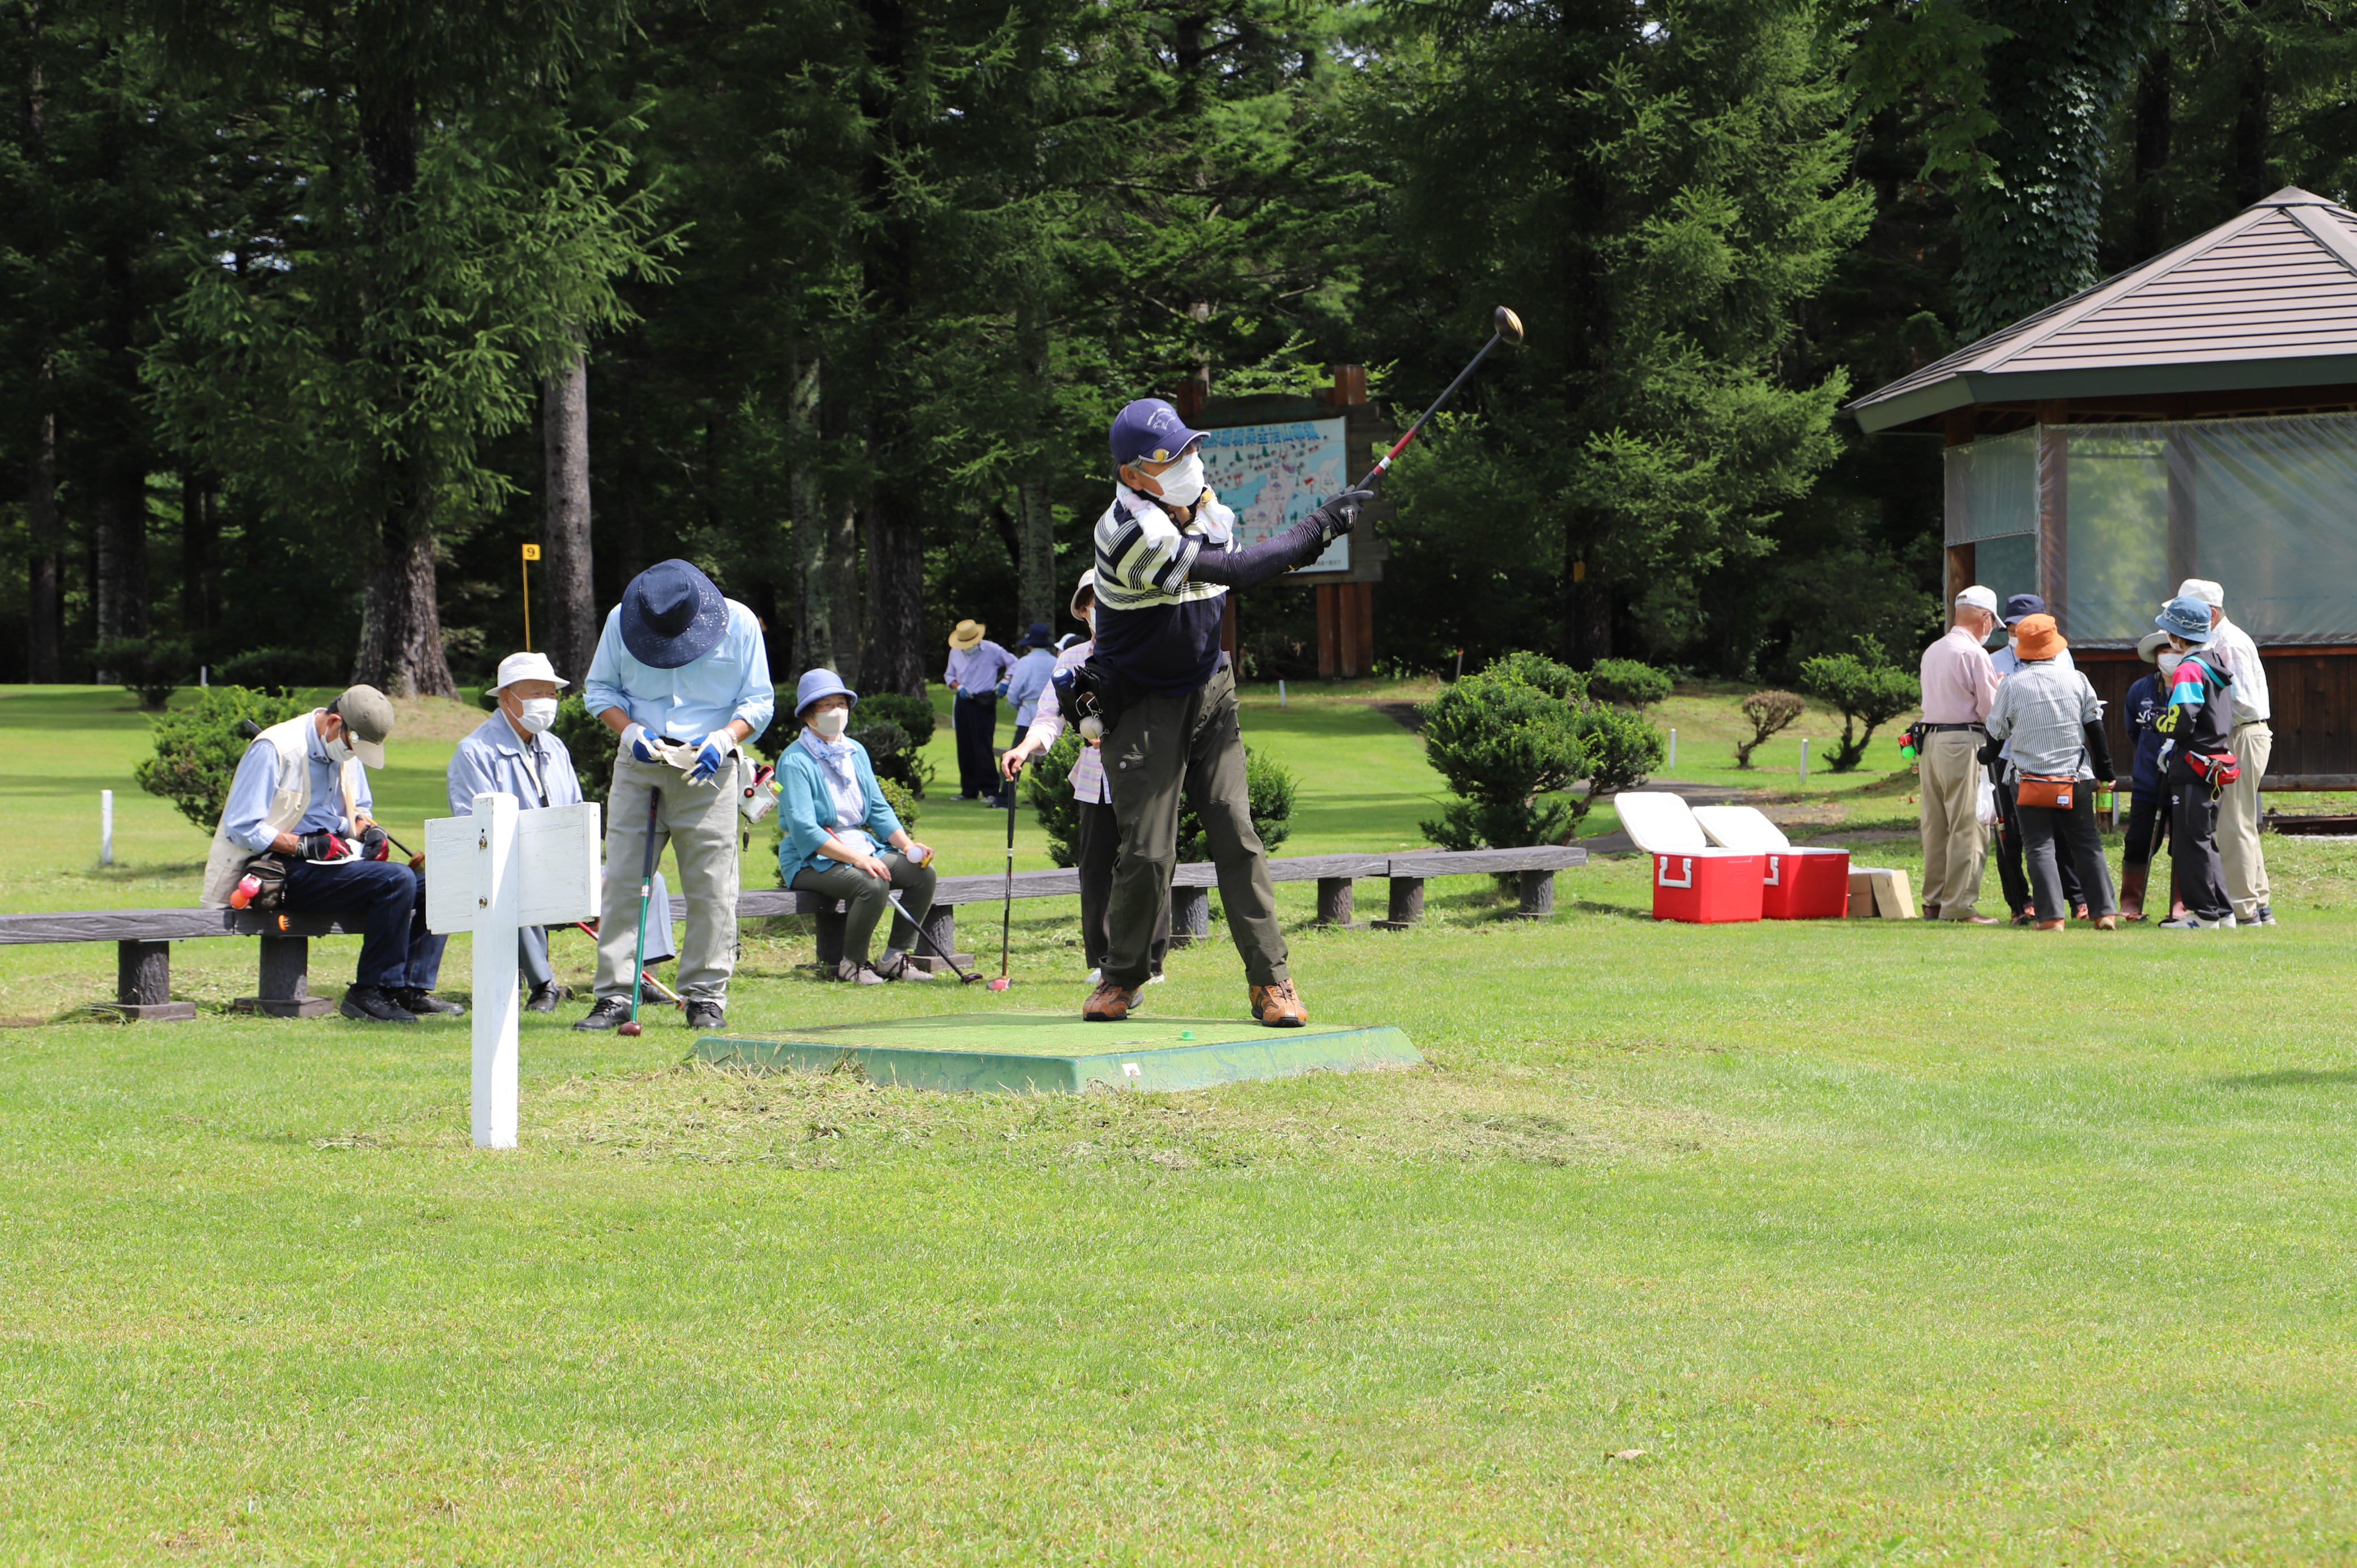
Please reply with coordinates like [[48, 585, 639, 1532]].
[[1975, 532, 2038, 613], [2064, 429, 2170, 643], [2188, 414, 2357, 641], [1943, 425, 2039, 544]]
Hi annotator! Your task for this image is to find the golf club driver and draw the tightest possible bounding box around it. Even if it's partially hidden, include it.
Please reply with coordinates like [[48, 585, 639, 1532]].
[[618, 787, 661, 1037], [881, 889, 988, 986], [993, 791, 1016, 991], [1350, 305, 1525, 492]]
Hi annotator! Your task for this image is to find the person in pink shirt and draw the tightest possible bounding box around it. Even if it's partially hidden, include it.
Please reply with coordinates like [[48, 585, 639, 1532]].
[[1916, 585, 2002, 922]]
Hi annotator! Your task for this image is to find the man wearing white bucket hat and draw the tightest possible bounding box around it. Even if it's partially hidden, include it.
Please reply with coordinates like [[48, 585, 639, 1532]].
[[448, 651, 674, 1011]]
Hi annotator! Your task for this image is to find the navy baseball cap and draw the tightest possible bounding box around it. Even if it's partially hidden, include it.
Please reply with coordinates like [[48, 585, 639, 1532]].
[[1109, 398, 1207, 466], [2002, 593, 2046, 626]]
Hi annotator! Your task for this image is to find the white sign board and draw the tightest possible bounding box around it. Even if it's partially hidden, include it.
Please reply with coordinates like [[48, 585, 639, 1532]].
[[423, 796, 602, 1148], [1199, 416, 1352, 574]]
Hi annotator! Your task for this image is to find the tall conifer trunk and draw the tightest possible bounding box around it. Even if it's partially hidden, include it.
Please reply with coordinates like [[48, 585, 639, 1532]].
[[541, 345, 597, 680], [352, 74, 456, 696], [21, 3, 60, 681], [856, 0, 927, 697]]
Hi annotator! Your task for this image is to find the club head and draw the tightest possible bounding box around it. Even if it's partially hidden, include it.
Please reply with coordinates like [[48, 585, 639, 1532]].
[[1494, 306, 1525, 344], [618, 1020, 643, 1037], [988, 977, 1011, 992]]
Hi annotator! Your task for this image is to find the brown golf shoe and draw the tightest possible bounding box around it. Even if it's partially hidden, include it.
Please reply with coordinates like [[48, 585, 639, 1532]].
[[1249, 980, 1309, 1028], [1083, 981, 1142, 1022]]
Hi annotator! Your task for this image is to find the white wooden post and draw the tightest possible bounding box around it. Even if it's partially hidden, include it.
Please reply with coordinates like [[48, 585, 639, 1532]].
[[100, 790, 113, 867], [424, 795, 601, 1151], [1798, 738, 1810, 783], [472, 792, 521, 1148], [1667, 728, 1677, 770]]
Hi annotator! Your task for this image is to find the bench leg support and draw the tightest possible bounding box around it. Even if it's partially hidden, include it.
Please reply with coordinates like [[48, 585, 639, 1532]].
[[1315, 876, 1356, 929], [1513, 870, 1556, 920], [236, 932, 334, 1019], [812, 904, 848, 970], [1372, 877, 1426, 931], [1170, 886, 1211, 947], [909, 904, 975, 977], [104, 939, 195, 1022]]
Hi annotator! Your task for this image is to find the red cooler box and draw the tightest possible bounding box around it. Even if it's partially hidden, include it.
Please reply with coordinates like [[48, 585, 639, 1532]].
[[1761, 847, 1850, 919], [1651, 850, 1765, 923]]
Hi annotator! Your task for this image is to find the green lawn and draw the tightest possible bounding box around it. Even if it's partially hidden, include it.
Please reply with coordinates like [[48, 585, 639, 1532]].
[[5, 683, 2355, 1560]]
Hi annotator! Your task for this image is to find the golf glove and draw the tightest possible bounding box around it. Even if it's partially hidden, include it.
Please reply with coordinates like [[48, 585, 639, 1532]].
[[1307, 487, 1375, 548], [621, 722, 660, 763], [355, 824, 391, 861], [297, 830, 349, 862], [688, 730, 733, 785]]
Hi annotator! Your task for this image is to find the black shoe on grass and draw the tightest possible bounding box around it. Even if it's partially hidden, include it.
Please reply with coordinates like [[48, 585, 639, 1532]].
[[573, 996, 631, 1031], [395, 988, 465, 1017], [525, 982, 571, 1013], [685, 1000, 725, 1031], [340, 985, 416, 1024]]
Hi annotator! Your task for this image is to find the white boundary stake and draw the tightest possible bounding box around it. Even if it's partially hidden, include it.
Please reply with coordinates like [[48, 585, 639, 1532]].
[[424, 795, 601, 1149]]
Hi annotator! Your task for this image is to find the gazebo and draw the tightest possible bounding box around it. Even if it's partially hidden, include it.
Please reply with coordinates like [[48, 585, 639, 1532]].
[[1850, 186, 2357, 787]]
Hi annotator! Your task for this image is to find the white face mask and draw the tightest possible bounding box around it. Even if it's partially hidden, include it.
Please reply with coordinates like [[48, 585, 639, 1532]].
[[2007, 635, 2020, 654], [323, 733, 352, 764], [1151, 451, 1206, 508], [2158, 651, 2183, 676], [808, 707, 849, 740], [513, 697, 558, 735]]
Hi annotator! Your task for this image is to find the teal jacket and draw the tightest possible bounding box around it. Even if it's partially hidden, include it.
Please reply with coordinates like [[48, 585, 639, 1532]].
[[776, 735, 906, 880]]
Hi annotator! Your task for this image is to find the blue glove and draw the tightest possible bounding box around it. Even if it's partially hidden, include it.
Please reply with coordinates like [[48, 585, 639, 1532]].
[[688, 730, 732, 785], [995, 679, 1010, 701], [621, 722, 660, 763]]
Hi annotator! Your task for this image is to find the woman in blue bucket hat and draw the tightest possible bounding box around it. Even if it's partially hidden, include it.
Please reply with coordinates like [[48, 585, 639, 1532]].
[[2150, 594, 2239, 930]]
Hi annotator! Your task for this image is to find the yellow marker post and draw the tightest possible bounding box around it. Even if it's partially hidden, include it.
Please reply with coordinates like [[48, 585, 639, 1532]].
[[521, 543, 542, 650]]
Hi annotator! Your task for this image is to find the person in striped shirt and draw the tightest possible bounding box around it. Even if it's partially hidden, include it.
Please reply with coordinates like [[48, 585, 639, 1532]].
[[1079, 397, 1368, 1026]]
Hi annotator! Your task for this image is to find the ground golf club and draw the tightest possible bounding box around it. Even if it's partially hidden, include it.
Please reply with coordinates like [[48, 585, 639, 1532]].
[[882, 889, 986, 985], [1351, 305, 1525, 491]]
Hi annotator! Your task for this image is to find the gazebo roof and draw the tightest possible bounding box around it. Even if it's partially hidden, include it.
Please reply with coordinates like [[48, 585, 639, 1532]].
[[1851, 188, 2357, 433]]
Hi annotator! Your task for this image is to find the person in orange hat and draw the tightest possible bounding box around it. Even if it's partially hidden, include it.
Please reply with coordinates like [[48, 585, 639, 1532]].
[[1985, 614, 2119, 930]]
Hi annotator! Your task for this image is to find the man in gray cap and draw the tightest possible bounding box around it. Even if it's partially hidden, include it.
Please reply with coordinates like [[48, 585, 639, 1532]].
[[202, 684, 457, 1023], [2177, 578, 2274, 924], [575, 559, 775, 1032]]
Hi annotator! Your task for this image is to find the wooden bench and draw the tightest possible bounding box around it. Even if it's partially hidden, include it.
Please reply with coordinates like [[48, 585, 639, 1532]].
[[0, 845, 1588, 1017]]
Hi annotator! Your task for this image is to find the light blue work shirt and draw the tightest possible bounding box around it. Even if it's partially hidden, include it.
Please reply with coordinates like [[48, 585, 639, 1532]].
[[222, 713, 374, 854], [447, 713, 585, 816], [581, 599, 776, 743], [1003, 647, 1057, 728]]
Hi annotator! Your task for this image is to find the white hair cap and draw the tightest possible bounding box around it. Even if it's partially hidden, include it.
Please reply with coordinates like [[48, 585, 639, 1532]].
[[1954, 585, 1999, 613], [2176, 578, 2224, 607]]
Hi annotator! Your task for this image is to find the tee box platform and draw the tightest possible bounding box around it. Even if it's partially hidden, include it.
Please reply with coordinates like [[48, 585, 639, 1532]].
[[695, 1011, 1423, 1094]]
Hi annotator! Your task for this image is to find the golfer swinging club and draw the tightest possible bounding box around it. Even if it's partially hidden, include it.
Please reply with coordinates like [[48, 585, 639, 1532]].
[[1025, 398, 1365, 1026]]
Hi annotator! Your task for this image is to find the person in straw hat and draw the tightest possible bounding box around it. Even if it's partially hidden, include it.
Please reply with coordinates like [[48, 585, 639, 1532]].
[[943, 617, 1015, 801]]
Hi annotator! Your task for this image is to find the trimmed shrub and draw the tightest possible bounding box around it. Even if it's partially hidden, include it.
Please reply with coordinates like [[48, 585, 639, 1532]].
[[134, 685, 307, 833], [1482, 649, 1587, 702], [1587, 657, 1671, 708], [95, 637, 193, 711], [549, 694, 619, 807], [1179, 749, 1297, 862], [216, 646, 337, 697], [1569, 704, 1666, 817], [856, 691, 941, 746], [1020, 734, 1086, 868], [1417, 662, 1589, 850], [1734, 689, 1806, 768], [1800, 641, 1921, 772]]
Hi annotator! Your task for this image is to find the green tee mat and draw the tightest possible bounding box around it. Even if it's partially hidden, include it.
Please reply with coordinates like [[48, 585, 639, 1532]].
[[694, 1011, 1422, 1094]]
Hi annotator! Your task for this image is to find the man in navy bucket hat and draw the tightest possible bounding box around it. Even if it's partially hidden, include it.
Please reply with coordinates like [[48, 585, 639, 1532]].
[[1015, 395, 1367, 1029], [575, 559, 776, 1030]]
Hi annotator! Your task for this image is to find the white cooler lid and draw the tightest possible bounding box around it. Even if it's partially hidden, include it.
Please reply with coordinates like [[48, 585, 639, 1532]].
[[1614, 791, 1708, 854], [1692, 805, 1791, 852]]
